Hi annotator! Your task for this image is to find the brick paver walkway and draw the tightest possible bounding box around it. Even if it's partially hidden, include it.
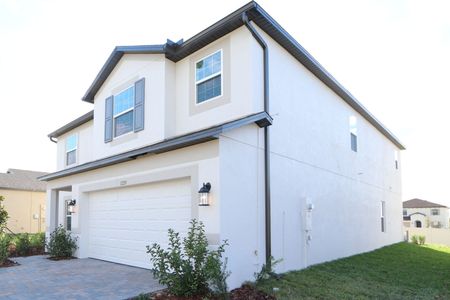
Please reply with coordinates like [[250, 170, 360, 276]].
[[0, 255, 162, 299]]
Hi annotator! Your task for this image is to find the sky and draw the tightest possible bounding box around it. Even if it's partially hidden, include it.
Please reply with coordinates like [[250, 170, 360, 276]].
[[0, 0, 449, 204]]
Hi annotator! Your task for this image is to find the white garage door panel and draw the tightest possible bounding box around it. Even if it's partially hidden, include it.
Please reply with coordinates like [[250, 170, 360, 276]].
[[88, 178, 191, 269]]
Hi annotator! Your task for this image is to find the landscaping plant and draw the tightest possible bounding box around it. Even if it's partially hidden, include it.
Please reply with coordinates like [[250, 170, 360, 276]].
[[0, 196, 8, 233], [255, 256, 283, 283], [411, 235, 419, 244], [30, 232, 46, 253], [418, 235, 426, 245], [0, 234, 10, 265], [15, 233, 31, 256], [147, 219, 229, 297], [47, 225, 78, 258]]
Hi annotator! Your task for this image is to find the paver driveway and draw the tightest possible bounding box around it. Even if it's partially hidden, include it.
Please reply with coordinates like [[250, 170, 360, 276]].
[[0, 255, 162, 300]]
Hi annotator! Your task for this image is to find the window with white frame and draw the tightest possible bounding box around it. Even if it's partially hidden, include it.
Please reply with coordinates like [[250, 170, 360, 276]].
[[381, 201, 386, 232], [195, 50, 222, 103], [66, 134, 77, 166], [431, 208, 440, 216], [65, 200, 72, 231], [349, 116, 358, 152], [113, 86, 135, 137]]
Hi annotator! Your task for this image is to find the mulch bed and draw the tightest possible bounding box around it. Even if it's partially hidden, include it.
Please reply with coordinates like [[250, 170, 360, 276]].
[[145, 284, 275, 300], [0, 259, 19, 268], [47, 256, 77, 261]]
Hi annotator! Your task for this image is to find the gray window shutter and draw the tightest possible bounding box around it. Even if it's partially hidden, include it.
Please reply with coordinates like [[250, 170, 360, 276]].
[[134, 78, 145, 132], [104, 96, 113, 143]]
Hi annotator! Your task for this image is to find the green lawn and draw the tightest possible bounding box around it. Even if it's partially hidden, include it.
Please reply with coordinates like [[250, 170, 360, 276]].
[[257, 243, 450, 299]]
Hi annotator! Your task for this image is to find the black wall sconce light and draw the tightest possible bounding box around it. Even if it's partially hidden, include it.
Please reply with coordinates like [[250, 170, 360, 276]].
[[68, 199, 77, 213], [198, 182, 211, 206]]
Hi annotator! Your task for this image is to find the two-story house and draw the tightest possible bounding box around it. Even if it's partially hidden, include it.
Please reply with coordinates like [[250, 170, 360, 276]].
[[403, 198, 449, 228], [40, 2, 404, 288]]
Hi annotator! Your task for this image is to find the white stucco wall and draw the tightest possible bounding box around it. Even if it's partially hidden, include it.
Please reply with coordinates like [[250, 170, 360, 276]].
[[254, 23, 403, 271], [219, 124, 265, 288]]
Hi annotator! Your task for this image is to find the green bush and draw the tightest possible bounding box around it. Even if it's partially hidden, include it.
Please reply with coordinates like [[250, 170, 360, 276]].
[[0, 196, 8, 233], [30, 232, 45, 249], [147, 219, 229, 297], [418, 235, 426, 245], [411, 235, 426, 245], [15, 233, 30, 256], [255, 256, 283, 283], [47, 225, 78, 258], [0, 234, 10, 265]]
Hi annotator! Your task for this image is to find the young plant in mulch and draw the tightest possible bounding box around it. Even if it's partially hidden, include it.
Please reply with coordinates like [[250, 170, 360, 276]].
[[47, 225, 78, 260], [0, 234, 18, 268], [146, 219, 230, 298]]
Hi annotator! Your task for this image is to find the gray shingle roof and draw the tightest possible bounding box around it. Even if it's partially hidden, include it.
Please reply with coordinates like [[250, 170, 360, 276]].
[[0, 169, 48, 192], [403, 198, 447, 209]]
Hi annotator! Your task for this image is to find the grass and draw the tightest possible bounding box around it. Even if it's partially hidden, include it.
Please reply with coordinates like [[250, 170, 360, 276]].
[[257, 243, 450, 299]]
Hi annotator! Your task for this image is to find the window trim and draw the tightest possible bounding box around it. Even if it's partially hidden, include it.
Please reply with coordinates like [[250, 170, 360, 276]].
[[431, 208, 440, 216], [195, 49, 223, 105], [65, 134, 78, 166], [113, 85, 135, 138], [381, 201, 386, 233]]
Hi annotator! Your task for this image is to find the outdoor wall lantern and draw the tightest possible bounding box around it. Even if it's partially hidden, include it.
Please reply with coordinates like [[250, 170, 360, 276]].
[[198, 182, 211, 206], [68, 199, 77, 213]]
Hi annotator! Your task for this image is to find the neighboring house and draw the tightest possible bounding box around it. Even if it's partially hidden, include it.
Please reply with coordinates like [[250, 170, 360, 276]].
[[403, 199, 449, 229], [39, 2, 404, 288], [0, 169, 47, 233]]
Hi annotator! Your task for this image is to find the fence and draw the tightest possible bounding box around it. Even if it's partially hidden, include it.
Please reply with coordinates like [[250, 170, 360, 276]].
[[405, 227, 450, 247]]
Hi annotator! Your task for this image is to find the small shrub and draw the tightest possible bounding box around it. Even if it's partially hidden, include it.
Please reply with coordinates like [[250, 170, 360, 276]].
[[255, 256, 283, 283], [47, 225, 78, 258], [30, 232, 45, 249], [15, 233, 30, 256], [418, 235, 426, 245], [0, 234, 10, 265], [411, 235, 419, 244], [0, 196, 8, 233], [147, 219, 229, 297]]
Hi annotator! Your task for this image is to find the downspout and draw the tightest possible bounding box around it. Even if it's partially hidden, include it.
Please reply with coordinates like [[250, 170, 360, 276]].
[[242, 12, 272, 267]]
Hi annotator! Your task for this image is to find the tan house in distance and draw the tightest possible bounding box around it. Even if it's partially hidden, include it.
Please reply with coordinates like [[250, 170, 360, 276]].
[[403, 198, 449, 229], [0, 169, 48, 233]]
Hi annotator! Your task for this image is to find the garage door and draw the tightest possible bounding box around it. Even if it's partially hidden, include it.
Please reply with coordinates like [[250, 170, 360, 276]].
[[88, 178, 191, 268]]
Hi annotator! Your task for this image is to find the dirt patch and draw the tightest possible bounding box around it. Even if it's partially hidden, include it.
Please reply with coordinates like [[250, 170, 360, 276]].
[[0, 259, 19, 268], [47, 256, 77, 261], [142, 284, 275, 300]]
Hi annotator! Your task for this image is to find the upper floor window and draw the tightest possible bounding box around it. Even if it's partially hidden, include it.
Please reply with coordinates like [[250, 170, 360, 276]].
[[349, 116, 358, 152], [104, 78, 145, 143], [113, 86, 135, 137], [394, 151, 399, 169], [195, 50, 222, 103], [431, 208, 440, 216], [403, 209, 407, 216], [66, 134, 77, 166]]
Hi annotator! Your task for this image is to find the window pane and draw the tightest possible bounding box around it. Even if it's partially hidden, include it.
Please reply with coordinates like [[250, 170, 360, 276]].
[[113, 87, 134, 115], [66, 150, 76, 165], [66, 216, 71, 231], [350, 133, 357, 152], [196, 75, 221, 103], [114, 110, 134, 137], [196, 51, 221, 81], [66, 135, 77, 152]]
